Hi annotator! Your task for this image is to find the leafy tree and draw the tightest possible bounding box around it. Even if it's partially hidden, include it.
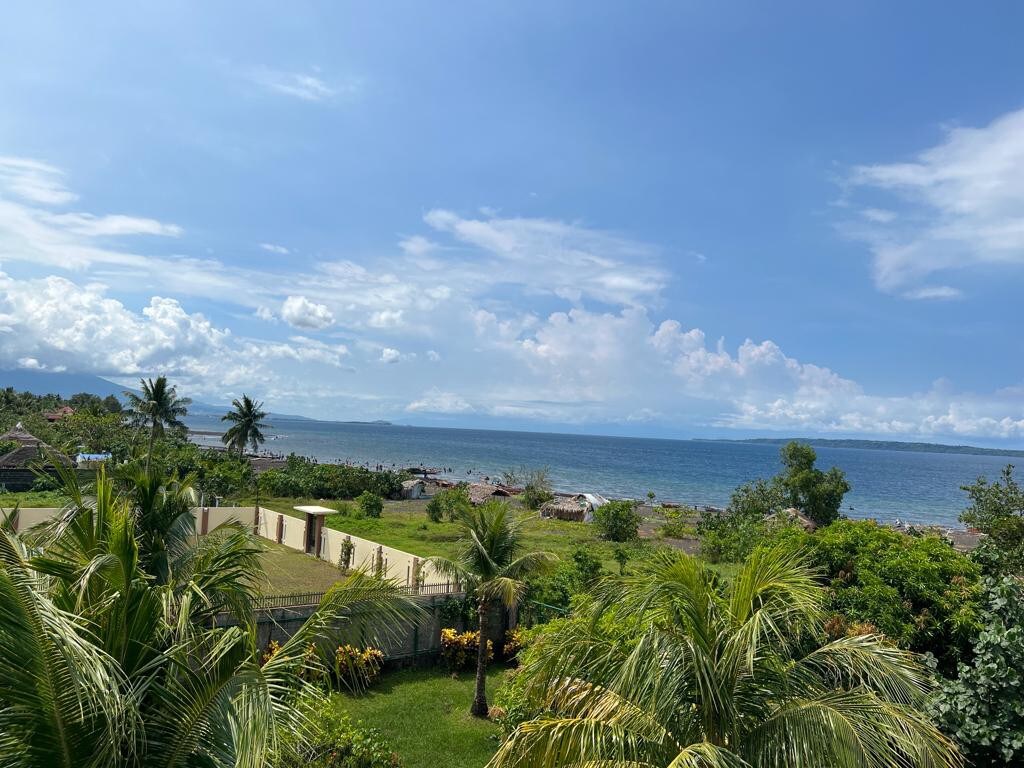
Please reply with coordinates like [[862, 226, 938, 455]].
[[960, 465, 1024, 575], [766, 519, 981, 670], [0, 463, 420, 767], [101, 394, 123, 413], [932, 576, 1024, 767], [523, 546, 604, 622], [124, 376, 192, 469], [592, 499, 642, 542], [493, 547, 961, 768], [777, 440, 850, 526], [427, 501, 556, 717], [221, 394, 270, 455], [426, 485, 471, 522]]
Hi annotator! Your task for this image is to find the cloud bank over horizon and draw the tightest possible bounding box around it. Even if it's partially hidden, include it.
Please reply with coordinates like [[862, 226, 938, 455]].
[[1, 143, 1021, 442]]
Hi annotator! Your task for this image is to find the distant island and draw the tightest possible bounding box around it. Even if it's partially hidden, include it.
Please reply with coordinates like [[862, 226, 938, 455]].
[[700, 437, 1024, 459]]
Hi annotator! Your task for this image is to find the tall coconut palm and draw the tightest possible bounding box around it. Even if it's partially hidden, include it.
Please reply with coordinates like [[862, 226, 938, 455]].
[[221, 395, 270, 455], [124, 376, 191, 469], [491, 547, 961, 768], [0, 463, 422, 767], [428, 501, 556, 717]]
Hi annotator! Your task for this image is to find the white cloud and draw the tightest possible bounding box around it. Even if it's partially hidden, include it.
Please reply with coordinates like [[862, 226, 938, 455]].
[[379, 347, 401, 364], [902, 286, 962, 300], [426, 350, 441, 362], [397, 235, 437, 256], [254, 306, 277, 322], [406, 389, 473, 414], [280, 295, 334, 330], [248, 68, 357, 102], [367, 309, 404, 328], [43, 212, 182, 237], [846, 107, 1024, 294], [260, 243, 289, 254], [0, 157, 77, 204]]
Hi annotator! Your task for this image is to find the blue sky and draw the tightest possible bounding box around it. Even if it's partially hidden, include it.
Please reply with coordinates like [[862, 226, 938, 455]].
[[0, 1, 1022, 444]]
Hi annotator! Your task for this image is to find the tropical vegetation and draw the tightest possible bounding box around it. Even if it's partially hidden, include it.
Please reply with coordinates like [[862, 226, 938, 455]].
[[494, 547, 962, 768], [124, 375, 192, 469], [427, 501, 556, 717], [222, 394, 271, 454]]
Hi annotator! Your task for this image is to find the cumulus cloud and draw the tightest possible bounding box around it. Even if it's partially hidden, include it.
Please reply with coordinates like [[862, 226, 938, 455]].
[[280, 295, 334, 329], [379, 347, 401, 364], [845, 107, 1024, 295], [368, 309, 404, 328]]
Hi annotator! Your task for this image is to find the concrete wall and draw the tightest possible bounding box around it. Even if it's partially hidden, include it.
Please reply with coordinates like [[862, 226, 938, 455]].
[[280, 513, 306, 550], [206, 506, 250, 530], [13, 507, 62, 530], [317, 526, 441, 587]]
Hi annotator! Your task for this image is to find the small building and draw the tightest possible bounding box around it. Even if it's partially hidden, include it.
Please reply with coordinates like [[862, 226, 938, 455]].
[[294, 505, 335, 557], [539, 492, 609, 523], [0, 423, 72, 469], [43, 406, 75, 422], [401, 479, 426, 499], [468, 482, 513, 506]]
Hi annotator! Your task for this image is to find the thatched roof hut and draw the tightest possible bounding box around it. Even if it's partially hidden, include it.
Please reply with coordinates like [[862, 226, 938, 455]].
[[467, 482, 513, 505], [539, 493, 608, 523], [401, 478, 426, 499], [0, 423, 72, 468]]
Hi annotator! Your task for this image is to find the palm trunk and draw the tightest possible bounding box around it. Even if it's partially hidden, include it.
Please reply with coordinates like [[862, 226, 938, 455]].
[[471, 599, 490, 717], [146, 420, 156, 471]]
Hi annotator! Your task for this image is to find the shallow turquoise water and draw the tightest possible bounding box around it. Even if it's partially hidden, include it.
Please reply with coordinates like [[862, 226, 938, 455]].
[[188, 416, 1017, 528]]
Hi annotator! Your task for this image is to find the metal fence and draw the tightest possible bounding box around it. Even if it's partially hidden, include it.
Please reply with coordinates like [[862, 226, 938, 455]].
[[253, 583, 459, 611]]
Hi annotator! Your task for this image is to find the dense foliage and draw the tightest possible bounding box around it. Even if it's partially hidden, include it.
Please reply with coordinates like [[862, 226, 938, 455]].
[[697, 478, 787, 562], [275, 705, 401, 768], [932, 576, 1024, 767], [767, 520, 981, 669], [425, 485, 471, 522], [493, 547, 960, 767], [259, 454, 406, 500], [357, 491, 384, 518], [592, 498, 642, 542], [522, 546, 604, 622], [960, 465, 1024, 576]]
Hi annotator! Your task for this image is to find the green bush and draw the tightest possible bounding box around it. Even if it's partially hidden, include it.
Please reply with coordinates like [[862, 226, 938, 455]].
[[960, 465, 1024, 576], [593, 499, 641, 542], [765, 519, 982, 669], [698, 479, 784, 563], [258, 454, 406, 500], [440, 628, 491, 671], [932, 576, 1024, 766], [520, 467, 554, 511], [275, 703, 401, 768], [425, 485, 471, 523], [659, 505, 697, 539], [356, 491, 383, 519]]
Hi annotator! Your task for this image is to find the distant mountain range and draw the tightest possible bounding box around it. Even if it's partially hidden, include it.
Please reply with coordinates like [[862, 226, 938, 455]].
[[703, 437, 1024, 459]]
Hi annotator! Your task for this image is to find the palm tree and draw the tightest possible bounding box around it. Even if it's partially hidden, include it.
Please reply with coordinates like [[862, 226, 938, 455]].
[[0, 463, 422, 767], [428, 501, 556, 717], [221, 395, 270, 455], [492, 547, 962, 768], [124, 376, 191, 469]]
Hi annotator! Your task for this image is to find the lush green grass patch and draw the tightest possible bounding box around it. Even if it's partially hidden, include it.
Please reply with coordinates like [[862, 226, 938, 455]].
[[0, 489, 68, 508], [335, 666, 506, 768], [258, 541, 347, 595]]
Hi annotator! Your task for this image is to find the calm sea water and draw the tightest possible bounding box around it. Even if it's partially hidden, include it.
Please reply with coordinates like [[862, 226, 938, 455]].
[[187, 417, 1019, 528]]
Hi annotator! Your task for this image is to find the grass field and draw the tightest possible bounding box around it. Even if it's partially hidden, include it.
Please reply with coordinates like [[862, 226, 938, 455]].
[[336, 666, 506, 768], [0, 489, 68, 508], [253, 496, 659, 572], [258, 540, 348, 595]]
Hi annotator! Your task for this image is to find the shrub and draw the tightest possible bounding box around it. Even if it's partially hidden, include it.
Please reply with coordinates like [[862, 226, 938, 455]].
[[698, 479, 784, 563], [765, 519, 982, 670], [593, 499, 641, 542], [659, 505, 697, 539], [520, 467, 554, 510], [257, 454, 407, 500], [960, 465, 1024, 576], [425, 485, 470, 523], [932, 576, 1024, 766], [440, 628, 491, 671], [356, 491, 383, 519], [275, 704, 401, 768], [332, 644, 385, 692]]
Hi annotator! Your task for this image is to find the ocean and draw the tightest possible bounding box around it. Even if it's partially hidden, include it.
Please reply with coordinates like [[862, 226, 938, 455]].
[[186, 416, 1019, 528]]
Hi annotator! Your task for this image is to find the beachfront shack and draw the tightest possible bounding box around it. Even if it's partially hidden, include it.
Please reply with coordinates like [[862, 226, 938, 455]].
[[468, 482, 514, 505], [401, 478, 426, 499], [539, 492, 608, 523]]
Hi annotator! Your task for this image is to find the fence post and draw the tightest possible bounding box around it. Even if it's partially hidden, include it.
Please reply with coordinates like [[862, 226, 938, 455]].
[[276, 513, 284, 544], [200, 507, 209, 536]]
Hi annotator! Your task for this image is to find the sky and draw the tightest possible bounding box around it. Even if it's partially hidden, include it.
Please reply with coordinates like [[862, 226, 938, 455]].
[[0, 1, 1022, 444]]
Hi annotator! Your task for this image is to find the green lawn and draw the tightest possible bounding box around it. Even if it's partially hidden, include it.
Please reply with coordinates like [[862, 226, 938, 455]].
[[335, 666, 506, 768], [253, 496, 661, 572], [0, 489, 68, 508], [258, 540, 347, 595]]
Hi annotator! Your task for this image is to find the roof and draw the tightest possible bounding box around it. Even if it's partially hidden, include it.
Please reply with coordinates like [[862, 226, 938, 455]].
[[401, 478, 426, 488], [0, 423, 72, 468], [467, 482, 512, 505], [293, 505, 335, 516]]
